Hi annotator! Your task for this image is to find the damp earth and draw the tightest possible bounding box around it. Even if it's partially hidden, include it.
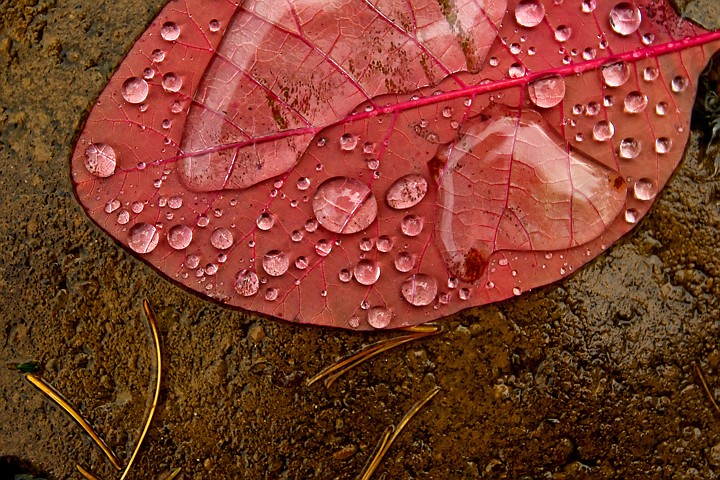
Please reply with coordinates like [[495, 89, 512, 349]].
[[1, 0, 720, 479]]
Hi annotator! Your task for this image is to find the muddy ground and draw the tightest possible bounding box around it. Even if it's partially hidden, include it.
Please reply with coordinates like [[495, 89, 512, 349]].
[[1, 1, 720, 479]]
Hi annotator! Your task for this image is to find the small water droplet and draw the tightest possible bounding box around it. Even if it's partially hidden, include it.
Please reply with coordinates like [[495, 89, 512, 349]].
[[459, 288, 470, 300], [264, 288, 278, 301], [167, 196, 182, 209], [512, 286, 522, 296], [362, 142, 375, 154], [509, 43, 521, 55], [554, 25, 572, 42], [312, 177, 378, 234], [291, 230, 303, 242], [586, 101, 601, 116], [84, 143, 116, 178], [210, 228, 233, 250], [401, 274, 438, 306], [442, 106, 453, 118], [386, 174, 428, 210], [167, 224, 193, 250], [196, 215, 209, 228], [368, 307, 392, 329], [581, 0, 596, 13], [671, 76, 689, 93], [359, 237, 374, 251], [105, 199, 121, 214], [208, 19, 220, 32], [604, 95, 614, 107], [609, 3, 642, 36], [122, 77, 149, 104], [128, 223, 159, 254], [160, 21, 180, 41], [489, 57, 499, 67], [256, 212, 275, 230], [394, 252, 416, 272], [162, 72, 183, 92], [151, 48, 165, 63], [633, 178, 657, 200], [528, 75, 566, 108], [593, 120, 615, 141], [509, 63, 526, 78], [339, 268, 352, 282], [655, 102, 669, 116], [624, 208, 639, 223], [655, 137, 672, 154], [572, 104, 585, 115], [315, 239, 332, 256], [624, 91, 648, 113], [205, 263, 218, 276], [304, 218, 318, 232], [354, 259, 381, 285], [448, 277, 459, 289], [234, 270, 259, 296], [400, 215, 424, 236], [582, 47, 596, 60], [619, 138, 641, 159], [295, 177, 310, 191], [366, 158, 380, 170], [515, 0, 545, 28], [339, 133, 358, 151], [185, 254, 200, 269], [376, 235, 393, 252], [643, 67, 659, 82], [295, 256, 308, 270], [262, 250, 289, 276], [602, 61, 630, 87]]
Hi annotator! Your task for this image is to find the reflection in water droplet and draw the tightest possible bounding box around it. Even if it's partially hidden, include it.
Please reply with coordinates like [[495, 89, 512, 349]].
[[151, 48, 165, 62], [554, 25, 572, 42], [256, 212, 275, 230], [315, 239, 332, 256], [442, 106, 453, 118], [291, 230, 303, 242], [339, 268, 352, 282], [186, 254, 200, 269], [512, 286, 522, 296], [619, 138, 641, 159], [359, 237, 374, 251], [400, 215, 424, 236], [208, 19, 221, 32], [363, 142, 375, 154], [162, 72, 183, 92], [624, 208, 639, 224], [609, 2, 642, 36], [671, 76, 689, 93], [366, 158, 380, 170], [376, 235, 393, 252], [633, 178, 657, 200], [592, 121, 615, 141], [581, 0, 596, 13], [265, 288, 278, 301], [386, 174, 428, 210], [128, 223, 159, 254], [655, 137, 672, 154], [624, 91, 648, 113], [394, 252, 416, 272], [489, 57, 499, 67], [295, 256, 308, 270], [354, 259, 381, 285], [122, 77, 149, 104], [234, 270, 259, 296], [655, 102, 669, 116], [262, 250, 289, 276], [161, 21, 180, 41], [401, 274, 438, 306], [339, 133, 358, 151], [84, 143, 117, 178], [582, 47, 596, 60], [602, 62, 630, 87], [168, 196, 183, 209], [586, 102, 600, 116], [509, 63, 526, 78], [312, 177, 378, 234], [368, 307, 392, 329], [296, 177, 310, 191], [210, 228, 233, 250], [515, 0, 545, 28], [643, 67, 659, 82], [105, 199, 121, 214], [167, 225, 193, 250], [459, 288, 470, 300], [197, 215, 209, 228], [528, 76, 566, 108]]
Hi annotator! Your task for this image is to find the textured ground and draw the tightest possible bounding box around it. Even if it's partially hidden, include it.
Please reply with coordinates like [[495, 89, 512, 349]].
[[1, 1, 720, 479]]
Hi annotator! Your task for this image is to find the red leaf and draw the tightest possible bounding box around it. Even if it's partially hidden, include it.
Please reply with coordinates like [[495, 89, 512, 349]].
[[70, 0, 720, 329]]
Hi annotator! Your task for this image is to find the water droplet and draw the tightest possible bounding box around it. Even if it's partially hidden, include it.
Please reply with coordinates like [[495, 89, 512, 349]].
[[655, 102, 669, 116], [291, 230, 303, 242], [358, 237, 373, 252], [185, 254, 200, 269], [400, 215, 424, 236], [602, 61, 630, 87], [368, 307, 392, 329], [515, 0, 545, 28], [489, 57, 499, 67], [624, 208, 639, 223], [339, 268, 352, 282], [151, 48, 165, 63], [167, 225, 193, 250], [312, 177, 378, 234], [593, 120, 615, 141], [128, 223, 159, 254], [401, 274, 438, 306], [459, 288, 470, 300], [528, 75, 566, 109], [339, 133, 358, 151], [442, 106, 453, 118], [554, 25, 572, 42], [262, 250, 289, 276], [264, 288, 278, 301], [121, 77, 149, 104], [304, 218, 318, 233], [161, 119, 172, 129], [167, 196, 182, 209], [581, 0, 596, 13], [448, 277, 459, 289], [643, 67, 659, 82], [572, 104, 585, 115], [512, 286, 522, 296], [315, 239, 332, 256], [105, 199, 121, 214], [366, 158, 380, 170], [508, 63, 526, 78], [385, 174, 428, 210], [234, 270, 259, 296], [633, 178, 657, 200], [655, 137, 672, 154], [509, 43, 521, 55], [603, 95, 614, 107], [256, 212, 275, 230], [210, 228, 233, 250], [671, 75, 689, 93], [296, 177, 310, 191], [376, 235, 393, 252], [208, 19, 220, 32], [609, 3, 642, 36], [624, 91, 648, 113], [160, 21, 180, 41], [196, 215, 209, 228], [348, 316, 360, 328], [582, 47, 596, 60], [205, 263, 218, 275], [619, 138, 641, 159], [394, 252, 415, 272], [354, 259, 381, 285], [295, 256, 308, 270], [84, 143, 116, 178], [162, 73, 183, 93]]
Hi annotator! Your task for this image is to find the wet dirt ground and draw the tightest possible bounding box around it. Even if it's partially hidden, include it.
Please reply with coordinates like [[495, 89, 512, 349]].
[[1, 1, 720, 479]]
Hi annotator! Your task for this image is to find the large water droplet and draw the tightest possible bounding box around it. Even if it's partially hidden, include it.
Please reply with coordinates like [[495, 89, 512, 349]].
[[160, 21, 180, 41], [234, 270, 259, 296], [602, 62, 630, 87], [262, 250, 289, 276], [593, 121, 615, 141], [554, 25, 572, 42], [368, 306, 392, 329], [643, 67, 659, 82], [162, 73, 183, 93], [633, 178, 657, 200], [528, 76, 566, 108], [122, 77, 149, 104], [386, 174, 428, 210], [609, 3, 642, 36], [655, 137, 672, 154], [354, 259, 380, 285], [619, 138, 641, 159], [401, 274, 438, 306], [210, 228, 233, 250], [312, 177, 378, 234], [167, 224, 193, 250], [400, 215, 424, 237], [84, 143, 116, 178], [394, 252, 416, 272], [671, 76, 689, 93], [624, 91, 648, 113], [315, 239, 333, 256], [515, 0, 545, 28], [256, 212, 275, 230], [151, 48, 165, 63], [339, 133, 358, 151], [128, 223, 159, 254]]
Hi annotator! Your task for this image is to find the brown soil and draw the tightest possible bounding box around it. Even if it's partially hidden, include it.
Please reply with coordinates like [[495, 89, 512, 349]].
[[1, 1, 720, 479]]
